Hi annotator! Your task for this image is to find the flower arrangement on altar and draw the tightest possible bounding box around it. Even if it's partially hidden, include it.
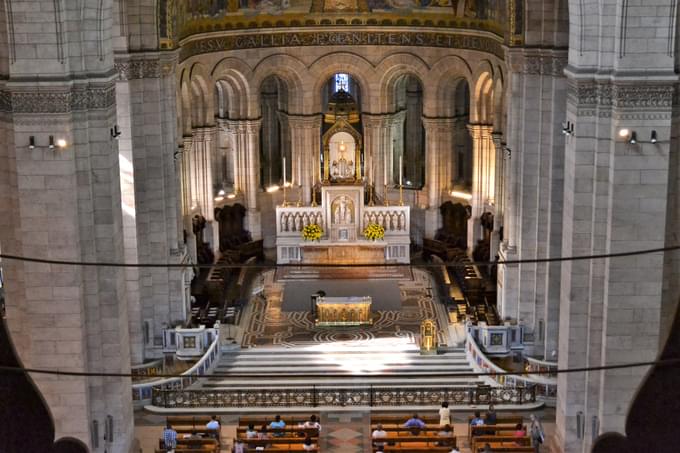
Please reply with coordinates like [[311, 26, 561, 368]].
[[363, 223, 385, 241], [302, 223, 323, 241]]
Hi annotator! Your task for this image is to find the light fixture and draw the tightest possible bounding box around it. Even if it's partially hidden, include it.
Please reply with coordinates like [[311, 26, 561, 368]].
[[227, 192, 237, 199], [266, 185, 280, 193], [628, 131, 637, 144], [110, 125, 121, 139], [651, 130, 658, 144], [48, 135, 55, 149], [28, 136, 35, 149], [217, 188, 226, 197], [56, 138, 67, 148], [618, 128, 630, 138], [562, 122, 569, 135], [450, 190, 472, 201], [214, 196, 224, 202]]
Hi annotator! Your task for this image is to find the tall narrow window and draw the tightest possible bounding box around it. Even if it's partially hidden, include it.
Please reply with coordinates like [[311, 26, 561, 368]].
[[334, 73, 349, 93]]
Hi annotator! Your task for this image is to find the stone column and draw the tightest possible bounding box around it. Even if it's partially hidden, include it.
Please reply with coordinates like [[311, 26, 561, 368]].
[[191, 126, 218, 251], [226, 119, 262, 239], [555, 77, 674, 453], [489, 132, 504, 261], [467, 124, 494, 248], [423, 117, 456, 238], [363, 114, 393, 200], [288, 115, 322, 204]]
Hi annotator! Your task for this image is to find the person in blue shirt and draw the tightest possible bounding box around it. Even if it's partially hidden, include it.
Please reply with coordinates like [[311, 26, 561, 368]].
[[269, 415, 286, 437], [162, 423, 177, 452], [404, 413, 426, 434], [470, 411, 485, 426]]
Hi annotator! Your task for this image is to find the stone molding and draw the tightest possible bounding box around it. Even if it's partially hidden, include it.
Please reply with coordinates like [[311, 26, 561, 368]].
[[3, 84, 116, 114], [285, 114, 322, 130], [423, 116, 459, 133], [221, 118, 262, 133], [507, 49, 568, 77], [114, 53, 178, 80], [567, 80, 675, 115]]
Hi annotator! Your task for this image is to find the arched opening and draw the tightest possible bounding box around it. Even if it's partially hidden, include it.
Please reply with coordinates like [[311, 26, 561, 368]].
[[259, 75, 291, 189], [394, 74, 424, 189], [452, 79, 472, 190], [322, 72, 362, 111]]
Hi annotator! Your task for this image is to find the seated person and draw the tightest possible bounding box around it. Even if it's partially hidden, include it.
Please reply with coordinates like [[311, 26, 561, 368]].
[[437, 424, 454, 446], [404, 413, 426, 434], [185, 431, 203, 449], [245, 424, 258, 439], [303, 414, 321, 432], [232, 439, 244, 453], [449, 448, 461, 453], [206, 415, 220, 439], [257, 425, 269, 439], [303, 436, 316, 451], [481, 443, 493, 453], [514, 423, 526, 437], [269, 415, 286, 437], [470, 411, 485, 427], [372, 423, 388, 448]]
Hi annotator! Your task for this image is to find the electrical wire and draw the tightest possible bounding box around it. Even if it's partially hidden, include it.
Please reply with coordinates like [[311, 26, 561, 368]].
[[0, 357, 678, 380], [1, 243, 679, 270]]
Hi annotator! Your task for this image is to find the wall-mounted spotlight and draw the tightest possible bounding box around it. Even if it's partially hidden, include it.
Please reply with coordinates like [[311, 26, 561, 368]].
[[28, 136, 35, 149], [562, 122, 575, 136], [48, 135, 55, 149], [110, 125, 122, 139], [628, 131, 637, 144], [618, 128, 630, 138], [650, 130, 658, 144]]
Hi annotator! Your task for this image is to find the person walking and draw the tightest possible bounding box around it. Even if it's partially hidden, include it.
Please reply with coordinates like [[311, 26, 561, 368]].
[[529, 414, 545, 453]]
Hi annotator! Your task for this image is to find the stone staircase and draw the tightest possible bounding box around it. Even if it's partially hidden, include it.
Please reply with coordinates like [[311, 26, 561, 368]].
[[197, 344, 490, 390]]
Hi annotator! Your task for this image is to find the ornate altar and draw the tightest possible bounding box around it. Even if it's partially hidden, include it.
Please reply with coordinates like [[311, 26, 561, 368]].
[[315, 296, 372, 326]]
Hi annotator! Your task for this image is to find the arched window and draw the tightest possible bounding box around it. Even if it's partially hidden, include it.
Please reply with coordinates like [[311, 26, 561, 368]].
[[334, 73, 349, 93]]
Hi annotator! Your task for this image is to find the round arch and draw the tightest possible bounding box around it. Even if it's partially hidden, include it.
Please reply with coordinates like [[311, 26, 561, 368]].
[[309, 52, 374, 113], [251, 53, 308, 115]]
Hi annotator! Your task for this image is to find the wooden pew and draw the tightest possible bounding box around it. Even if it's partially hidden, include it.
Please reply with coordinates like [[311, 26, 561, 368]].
[[156, 437, 218, 453], [471, 436, 531, 453], [470, 424, 520, 440], [167, 415, 214, 429], [238, 437, 320, 452], [238, 414, 319, 427], [237, 427, 319, 438]]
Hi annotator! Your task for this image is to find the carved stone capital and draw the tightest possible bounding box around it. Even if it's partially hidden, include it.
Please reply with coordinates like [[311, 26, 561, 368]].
[[8, 84, 116, 114], [285, 114, 323, 130], [567, 79, 674, 114], [115, 52, 178, 80], [508, 48, 568, 77]]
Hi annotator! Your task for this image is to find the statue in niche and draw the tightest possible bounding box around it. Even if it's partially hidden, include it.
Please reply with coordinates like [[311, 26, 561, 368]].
[[287, 214, 294, 232], [330, 141, 355, 180], [280, 215, 286, 232], [295, 215, 302, 231], [333, 196, 353, 224]]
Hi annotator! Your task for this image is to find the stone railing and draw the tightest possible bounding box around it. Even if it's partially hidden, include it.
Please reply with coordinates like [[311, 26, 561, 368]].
[[525, 356, 558, 378], [131, 358, 164, 382], [277, 206, 325, 236], [466, 327, 556, 406], [151, 384, 535, 409], [362, 205, 410, 235], [131, 330, 220, 408]]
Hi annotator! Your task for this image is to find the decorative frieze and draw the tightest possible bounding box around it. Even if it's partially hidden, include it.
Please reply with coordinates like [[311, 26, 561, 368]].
[[180, 30, 505, 61], [7, 84, 116, 114], [508, 50, 567, 77], [567, 80, 674, 114]]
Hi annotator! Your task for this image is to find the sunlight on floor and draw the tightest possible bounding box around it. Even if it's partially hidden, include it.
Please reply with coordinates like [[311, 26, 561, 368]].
[[303, 337, 417, 374]]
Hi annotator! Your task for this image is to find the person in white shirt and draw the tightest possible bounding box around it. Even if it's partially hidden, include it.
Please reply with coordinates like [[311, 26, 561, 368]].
[[302, 414, 321, 432], [372, 423, 388, 448], [449, 448, 461, 453], [439, 401, 451, 426], [206, 415, 220, 440], [303, 436, 316, 451]]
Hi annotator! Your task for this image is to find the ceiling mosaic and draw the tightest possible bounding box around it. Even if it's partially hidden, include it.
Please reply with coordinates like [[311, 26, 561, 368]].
[[159, 0, 523, 48]]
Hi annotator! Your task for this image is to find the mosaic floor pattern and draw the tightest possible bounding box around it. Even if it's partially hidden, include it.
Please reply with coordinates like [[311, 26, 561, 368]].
[[242, 268, 448, 348]]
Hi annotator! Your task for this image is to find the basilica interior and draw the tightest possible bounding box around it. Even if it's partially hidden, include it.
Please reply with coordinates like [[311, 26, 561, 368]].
[[1, 1, 680, 453]]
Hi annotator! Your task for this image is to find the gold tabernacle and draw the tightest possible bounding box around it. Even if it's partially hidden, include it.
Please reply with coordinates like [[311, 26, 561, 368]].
[[315, 296, 373, 326]]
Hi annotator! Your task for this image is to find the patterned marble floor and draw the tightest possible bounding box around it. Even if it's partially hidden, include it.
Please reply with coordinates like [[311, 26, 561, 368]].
[[242, 268, 448, 348]]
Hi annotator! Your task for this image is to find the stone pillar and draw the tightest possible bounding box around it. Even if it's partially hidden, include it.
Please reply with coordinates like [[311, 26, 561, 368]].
[[423, 117, 456, 238], [467, 124, 494, 248], [363, 114, 393, 200], [497, 49, 567, 344], [1, 86, 134, 452], [489, 132, 504, 261], [191, 126, 218, 251], [288, 115, 322, 205], [555, 77, 674, 453], [115, 54, 187, 360], [226, 119, 262, 239]]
